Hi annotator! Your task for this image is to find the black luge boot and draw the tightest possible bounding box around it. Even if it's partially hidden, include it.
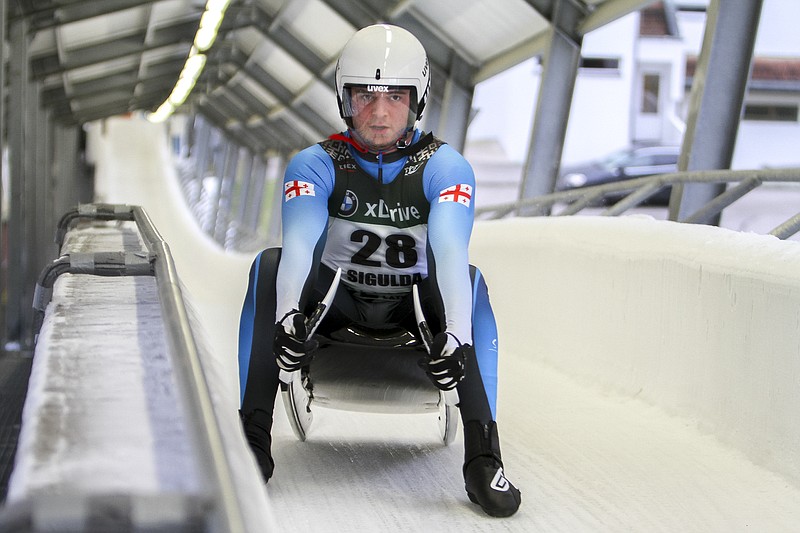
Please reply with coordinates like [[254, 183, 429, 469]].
[[240, 409, 275, 483], [462, 420, 521, 517]]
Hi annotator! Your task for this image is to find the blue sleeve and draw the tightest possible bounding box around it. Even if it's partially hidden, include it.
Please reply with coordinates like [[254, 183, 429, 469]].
[[424, 145, 476, 343], [274, 145, 335, 319]]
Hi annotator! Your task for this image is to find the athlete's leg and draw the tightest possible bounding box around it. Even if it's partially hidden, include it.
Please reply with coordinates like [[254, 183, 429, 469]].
[[410, 265, 495, 424], [460, 266, 520, 517], [238, 250, 360, 482], [238, 248, 282, 482], [414, 265, 520, 516]]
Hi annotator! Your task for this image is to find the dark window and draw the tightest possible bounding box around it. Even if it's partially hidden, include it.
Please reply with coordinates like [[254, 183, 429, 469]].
[[743, 104, 799, 122], [641, 74, 660, 114], [580, 57, 620, 70]]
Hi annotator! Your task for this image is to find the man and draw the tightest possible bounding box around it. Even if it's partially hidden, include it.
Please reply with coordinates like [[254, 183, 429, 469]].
[[238, 23, 521, 518]]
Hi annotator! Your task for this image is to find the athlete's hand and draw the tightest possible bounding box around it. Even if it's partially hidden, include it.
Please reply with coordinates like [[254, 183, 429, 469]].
[[420, 332, 467, 391], [274, 311, 319, 372]]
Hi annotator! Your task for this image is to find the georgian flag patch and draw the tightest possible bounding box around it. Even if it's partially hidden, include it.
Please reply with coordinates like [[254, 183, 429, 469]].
[[438, 184, 473, 207], [284, 180, 315, 201]]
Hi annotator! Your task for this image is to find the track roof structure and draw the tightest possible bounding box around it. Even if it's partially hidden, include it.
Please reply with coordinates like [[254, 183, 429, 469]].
[[9, 0, 657, 155]]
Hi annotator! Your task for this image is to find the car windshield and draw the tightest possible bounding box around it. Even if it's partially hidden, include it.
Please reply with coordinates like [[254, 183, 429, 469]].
[[600, 149, 633, 170]]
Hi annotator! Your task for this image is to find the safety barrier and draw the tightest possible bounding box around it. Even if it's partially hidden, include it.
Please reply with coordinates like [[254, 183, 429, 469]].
[[470, 215, 800, 486], [476, 167, 800, 240], [0, 204, 247, 532]]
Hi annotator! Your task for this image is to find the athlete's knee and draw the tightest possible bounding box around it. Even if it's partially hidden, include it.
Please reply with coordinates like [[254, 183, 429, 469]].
[[469, 265, 492, 300], [249, 247, 281, 287], [258, 247, 282, 271]]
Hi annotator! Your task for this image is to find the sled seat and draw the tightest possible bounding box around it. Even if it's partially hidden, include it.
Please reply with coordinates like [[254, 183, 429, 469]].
[[281, 324, 459, 444]]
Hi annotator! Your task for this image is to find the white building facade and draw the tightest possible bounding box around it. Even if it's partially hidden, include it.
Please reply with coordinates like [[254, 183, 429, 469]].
[[466, 0, 800, 172]]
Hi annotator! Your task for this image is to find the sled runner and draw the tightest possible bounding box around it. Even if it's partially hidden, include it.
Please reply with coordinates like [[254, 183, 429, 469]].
[[279, 272, 459, 445]]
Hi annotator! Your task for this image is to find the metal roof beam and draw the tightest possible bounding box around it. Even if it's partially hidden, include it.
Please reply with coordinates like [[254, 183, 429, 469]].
[[579, 0, 657, 34], [246, 5, 333, 82], [196, 100, 274, 155], [218, 46, 337, 138], [29, 17, 198, 78], [18, 0, 162, 31]]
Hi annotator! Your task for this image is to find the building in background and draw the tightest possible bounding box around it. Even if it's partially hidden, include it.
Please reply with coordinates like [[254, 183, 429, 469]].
[[465, 0, 800, 206]]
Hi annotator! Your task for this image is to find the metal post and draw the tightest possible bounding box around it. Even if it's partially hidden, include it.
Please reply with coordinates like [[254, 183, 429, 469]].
[[215, 142, 239, 245], [436, 55, 475, 152], [245, 155, 267, 233], [518, 0, 585, 215], [234, 149, 254, 227], [0, 0, 7, 346], [265, 153, 286, 245], [670, 0, 764, 223], [192, 117, 212, 211], [6, 18, 29, 349]]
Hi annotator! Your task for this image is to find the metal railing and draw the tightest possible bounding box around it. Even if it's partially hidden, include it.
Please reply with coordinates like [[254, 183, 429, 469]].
[[2, 203, 247, 532], [476, 167, 800, 240]]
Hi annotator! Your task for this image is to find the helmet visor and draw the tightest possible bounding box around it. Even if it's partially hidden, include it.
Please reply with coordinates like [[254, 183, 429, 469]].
[[341, 84, 419, 132]]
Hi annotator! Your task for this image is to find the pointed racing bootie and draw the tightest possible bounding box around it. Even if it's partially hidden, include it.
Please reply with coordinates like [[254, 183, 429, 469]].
[[462, 420, 521, 517]]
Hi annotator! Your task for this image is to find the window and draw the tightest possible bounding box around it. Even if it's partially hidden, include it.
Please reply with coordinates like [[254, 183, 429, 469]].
[[579, 57, 620, 70], [641, 74, 660, 114], [743, 104, 799, 122]]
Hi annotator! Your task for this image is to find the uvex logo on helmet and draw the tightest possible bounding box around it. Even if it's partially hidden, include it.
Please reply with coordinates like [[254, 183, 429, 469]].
[[367, 85, 390, 92]]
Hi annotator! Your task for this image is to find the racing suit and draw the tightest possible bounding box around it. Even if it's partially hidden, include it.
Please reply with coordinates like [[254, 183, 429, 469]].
[[238, 128, 499, 431]]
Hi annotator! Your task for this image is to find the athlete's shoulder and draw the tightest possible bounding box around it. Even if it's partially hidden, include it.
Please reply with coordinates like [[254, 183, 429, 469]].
[[285, 143, 336, 196], [429, 140, 469, 163], [420, 138, 475, 202], [426, 142, 474, 180], [288, 143, 334, 168]]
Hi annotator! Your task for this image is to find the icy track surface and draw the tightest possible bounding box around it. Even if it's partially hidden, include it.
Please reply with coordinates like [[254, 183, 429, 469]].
[[89, 117, 800, 532]]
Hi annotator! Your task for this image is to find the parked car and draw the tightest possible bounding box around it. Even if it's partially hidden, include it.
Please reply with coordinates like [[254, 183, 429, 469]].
[[557, 144, 680, 205]]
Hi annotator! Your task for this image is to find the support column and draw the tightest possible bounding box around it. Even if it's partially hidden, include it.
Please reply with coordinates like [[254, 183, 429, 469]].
[[265, 153, 286, 246], [0, 0, 7, 346], [244, 155, 266, 233], [6, 18, 30, 349], [215, 141, 239, 245], [669, 0, 764, 223], [192, 117, 212, 210], [436, 55, 475, 152], [518, 0, 585, 215]]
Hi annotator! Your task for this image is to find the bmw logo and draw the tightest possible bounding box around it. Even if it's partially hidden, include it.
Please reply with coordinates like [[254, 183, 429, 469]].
[[340, 190, 358, 217]]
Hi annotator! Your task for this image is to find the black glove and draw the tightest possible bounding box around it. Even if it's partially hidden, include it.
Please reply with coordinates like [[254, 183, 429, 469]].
[[420, 332, 467, 391], [274, 311, 319, 372]]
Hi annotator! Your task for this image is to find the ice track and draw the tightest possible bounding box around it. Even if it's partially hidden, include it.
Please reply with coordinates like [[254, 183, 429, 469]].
[[85, 117, 799, 532]]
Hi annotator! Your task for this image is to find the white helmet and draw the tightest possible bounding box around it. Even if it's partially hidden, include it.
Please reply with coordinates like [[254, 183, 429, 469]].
[[335, 24, 430, 129]]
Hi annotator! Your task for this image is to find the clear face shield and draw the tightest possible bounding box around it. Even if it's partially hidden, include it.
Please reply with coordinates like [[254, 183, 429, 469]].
[[341, 84, 419, 150]]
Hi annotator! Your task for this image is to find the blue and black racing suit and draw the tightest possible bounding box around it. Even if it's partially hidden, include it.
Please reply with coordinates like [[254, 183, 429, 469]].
[[238, 129, 500, 427]]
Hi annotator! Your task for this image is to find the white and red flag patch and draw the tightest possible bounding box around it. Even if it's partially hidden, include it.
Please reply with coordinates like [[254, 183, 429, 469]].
[[284, 180, 315, 201], [438, 184, 473, 207]]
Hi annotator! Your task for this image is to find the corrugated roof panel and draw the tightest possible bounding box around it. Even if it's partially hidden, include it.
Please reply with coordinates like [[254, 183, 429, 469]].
[[13, 0, 674, 148], [150, 0, 200, 23], [58, 7, 150, 49], [252, 43, 315, 94], [409, 0, 549, 65], [140, 45, 190, 65], [285, 0, 355, 63], [298, 79, 346, 132], [237, 75, 281, 109], [231, 27, 267, 56], [66, 58, 141, 85], [255, 0, 289, 17], [28, 28, 57, 56]]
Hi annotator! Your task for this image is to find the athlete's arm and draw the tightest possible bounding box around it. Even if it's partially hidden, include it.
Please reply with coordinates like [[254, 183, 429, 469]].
[[424, 145, 476, 344], [275, 145, 335, 320]]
